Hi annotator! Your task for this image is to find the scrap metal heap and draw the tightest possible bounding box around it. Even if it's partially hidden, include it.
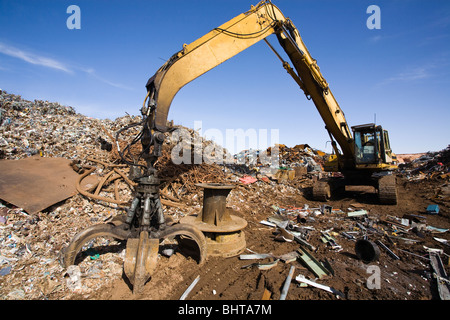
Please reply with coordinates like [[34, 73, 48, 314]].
[[61, 106, 218, 294], [60, 86, 252, 293], [0, 90, 449, 300]]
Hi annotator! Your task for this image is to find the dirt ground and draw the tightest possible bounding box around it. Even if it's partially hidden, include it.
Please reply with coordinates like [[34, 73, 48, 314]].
[[80, 176, 449, 301]]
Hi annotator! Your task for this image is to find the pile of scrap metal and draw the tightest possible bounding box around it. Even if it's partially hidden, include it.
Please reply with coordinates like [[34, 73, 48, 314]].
[[396, 146, 450, 203], [99, 124, 229, 203], [397, 145, 450, 182], [265, 143, 325, 173]]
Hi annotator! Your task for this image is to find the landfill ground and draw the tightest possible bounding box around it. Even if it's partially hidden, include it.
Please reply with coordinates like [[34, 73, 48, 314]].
[[0, 90, 449, 301], [93, 178, 450, 301]]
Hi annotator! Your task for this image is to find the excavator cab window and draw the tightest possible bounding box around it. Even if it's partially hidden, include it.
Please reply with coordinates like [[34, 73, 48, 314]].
[[353, 124, 383, 164], [383, 131, 390, 151], [354, 131, 376, 163], [381, 130, 393, 163]]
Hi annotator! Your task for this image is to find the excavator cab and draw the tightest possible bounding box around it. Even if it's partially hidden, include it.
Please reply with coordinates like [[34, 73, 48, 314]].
[[352, 124, 396, 168], [317, 123, 398, 204]]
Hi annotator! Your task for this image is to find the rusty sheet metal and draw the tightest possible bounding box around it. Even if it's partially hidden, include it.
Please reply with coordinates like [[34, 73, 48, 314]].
[[0, 156, 80, 214]]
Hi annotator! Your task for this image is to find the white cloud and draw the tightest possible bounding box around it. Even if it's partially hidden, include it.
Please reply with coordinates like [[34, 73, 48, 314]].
[[0, 42, 133, 90], [380, 64, 437, 86], [387, 67, 431, 82], [0, 42, 72, 73], [82, 67, 133, 91], [369, 35, 382, 43]]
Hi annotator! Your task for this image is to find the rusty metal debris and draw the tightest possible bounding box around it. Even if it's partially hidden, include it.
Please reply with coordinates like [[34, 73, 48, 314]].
[[181, 183, 247, 258], [429, 252, 450, 300], [0, 156, 80, 214], [76, 165, 132, 206]]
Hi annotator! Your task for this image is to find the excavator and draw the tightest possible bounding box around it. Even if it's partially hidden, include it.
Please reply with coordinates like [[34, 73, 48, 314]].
[[62, 0, 398, 294], [143, 0, 398, 204]]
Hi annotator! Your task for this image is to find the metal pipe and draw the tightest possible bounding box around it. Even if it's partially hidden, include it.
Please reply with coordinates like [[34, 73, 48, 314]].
[[375, 240, 400, 260], [180, 275, 200, 300], [397, 249, 430, 261], [280, 266, 295, 300]]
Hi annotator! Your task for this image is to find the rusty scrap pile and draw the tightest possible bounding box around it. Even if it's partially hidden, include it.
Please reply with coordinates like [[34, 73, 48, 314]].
[[155, 126, 228, 193], [0, 91, 141, 299], [398, 145, 450, 182], [103, 123, 229, 201], [155, 146, 226, 198], [0, 89, 227, 203], [0, 91, 231, 299], [266, 143, 326, 173], [397, 146, 450, 202]]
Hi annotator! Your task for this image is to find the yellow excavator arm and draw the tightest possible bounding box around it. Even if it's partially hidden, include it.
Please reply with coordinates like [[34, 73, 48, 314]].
[[63, 1, 397, 291], [144, 0, 354, 169]]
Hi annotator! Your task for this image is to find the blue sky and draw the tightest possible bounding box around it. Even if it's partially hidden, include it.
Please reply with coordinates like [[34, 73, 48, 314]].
[[1, 0, 449, 155]]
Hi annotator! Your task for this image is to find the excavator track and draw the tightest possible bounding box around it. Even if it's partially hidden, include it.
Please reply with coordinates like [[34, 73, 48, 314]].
[[378, 175, 398, 205], [312, 179, 331, 201]]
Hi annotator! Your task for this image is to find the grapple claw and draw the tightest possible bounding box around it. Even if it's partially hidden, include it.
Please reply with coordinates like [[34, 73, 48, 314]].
[[61, 223, 130, 268], [124, 231, 159, 294]]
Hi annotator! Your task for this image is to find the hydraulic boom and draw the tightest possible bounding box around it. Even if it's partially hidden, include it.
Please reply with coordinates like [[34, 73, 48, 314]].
[[143, 0, 398, 204]]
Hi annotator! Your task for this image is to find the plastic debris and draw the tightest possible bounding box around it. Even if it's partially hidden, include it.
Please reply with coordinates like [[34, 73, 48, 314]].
[[239, 175, 258, 184], [426, 205, 440, 215], [65, 265, 82, 291]]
